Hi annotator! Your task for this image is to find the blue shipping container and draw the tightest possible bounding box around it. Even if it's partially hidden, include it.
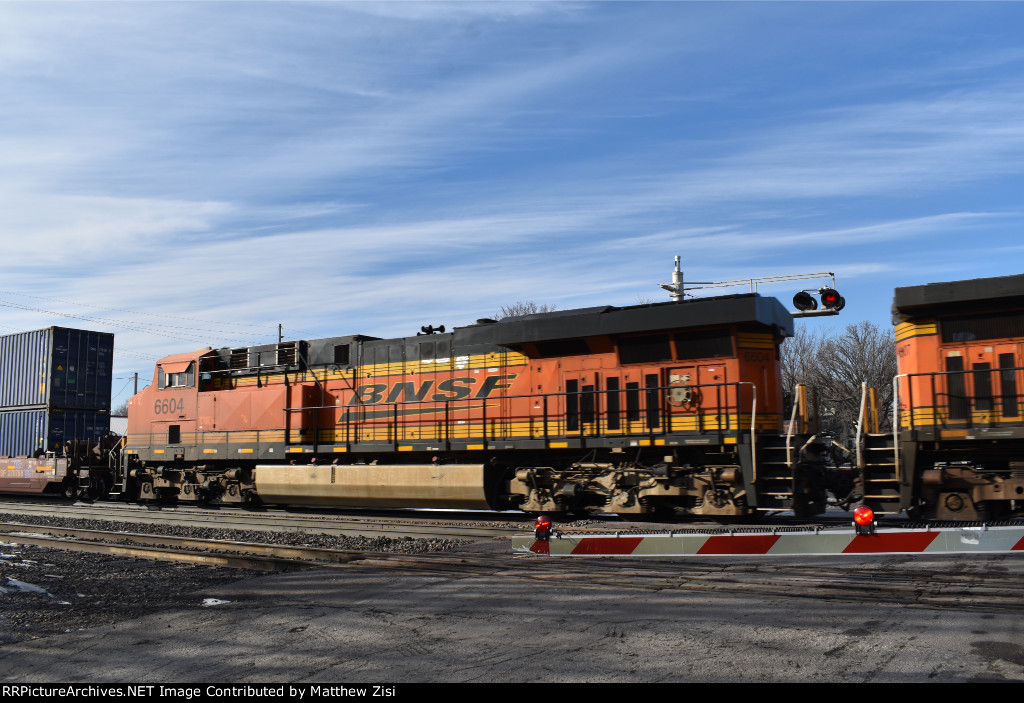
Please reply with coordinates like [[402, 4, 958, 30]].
[[0, 327, 113, 410], [0, 407, 112, 457]]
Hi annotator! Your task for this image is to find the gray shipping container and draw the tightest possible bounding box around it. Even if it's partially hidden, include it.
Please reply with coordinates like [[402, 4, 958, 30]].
[[0, 407, 112, 457], [0, 327, 113, 410]]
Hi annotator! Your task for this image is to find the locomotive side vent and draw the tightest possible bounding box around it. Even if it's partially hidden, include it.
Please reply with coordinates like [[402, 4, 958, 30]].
[[277, 342, 296, 366]]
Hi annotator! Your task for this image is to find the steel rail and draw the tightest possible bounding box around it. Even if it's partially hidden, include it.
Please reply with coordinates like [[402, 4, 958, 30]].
[[0, 500, 521, 539], [0, 527, 325, 572]]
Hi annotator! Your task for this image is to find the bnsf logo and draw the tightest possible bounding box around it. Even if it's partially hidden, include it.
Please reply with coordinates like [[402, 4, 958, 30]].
[[345, 374, 518, 406]]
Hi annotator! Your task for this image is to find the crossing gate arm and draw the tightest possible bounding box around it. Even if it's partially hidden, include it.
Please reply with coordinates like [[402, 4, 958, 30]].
[[513, 525, 1024, 556]]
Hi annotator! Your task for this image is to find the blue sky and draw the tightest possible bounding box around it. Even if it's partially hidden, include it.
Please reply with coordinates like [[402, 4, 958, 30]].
[[1, 1, 1023, 409]]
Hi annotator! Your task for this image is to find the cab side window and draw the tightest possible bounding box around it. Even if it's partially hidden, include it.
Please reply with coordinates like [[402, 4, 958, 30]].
[[159, 362, 195, 389]]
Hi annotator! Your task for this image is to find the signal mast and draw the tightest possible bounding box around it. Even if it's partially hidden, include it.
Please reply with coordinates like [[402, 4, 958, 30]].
[[659, 256, 844, 317]]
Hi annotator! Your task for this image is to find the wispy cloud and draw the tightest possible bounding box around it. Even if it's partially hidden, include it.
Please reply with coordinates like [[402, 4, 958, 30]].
[[2, 1, 1024, 410]]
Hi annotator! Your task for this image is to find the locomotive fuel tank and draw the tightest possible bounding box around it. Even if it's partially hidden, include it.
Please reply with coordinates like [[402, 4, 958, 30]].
[[252, 463, 494, 509]]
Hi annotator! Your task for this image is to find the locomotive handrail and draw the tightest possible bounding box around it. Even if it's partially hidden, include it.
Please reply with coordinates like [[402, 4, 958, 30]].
[[784, 384, 803, 469], [735, 381, 758, 482], [274, 378, 763, 450], [890, 364, 1024, 492], [855, 382, 867, 471], [892, 373, 907, 483], [107, 437, 123, 479], [119, 377, 774, 456], [897, 365, 1024, 432], [191, 361, 775, 450]]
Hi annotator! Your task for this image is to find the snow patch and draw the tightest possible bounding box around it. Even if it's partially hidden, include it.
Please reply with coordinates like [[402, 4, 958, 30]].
[[4, 578, 53, 597]]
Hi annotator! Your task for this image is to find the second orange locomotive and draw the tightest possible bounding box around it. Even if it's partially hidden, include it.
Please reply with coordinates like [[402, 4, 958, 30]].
[[892, 274, 1024, 520]]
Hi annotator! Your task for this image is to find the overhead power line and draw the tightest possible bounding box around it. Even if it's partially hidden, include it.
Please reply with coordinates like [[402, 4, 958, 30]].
[[0, 299, 265, 347], [0, 289, 269, 331]]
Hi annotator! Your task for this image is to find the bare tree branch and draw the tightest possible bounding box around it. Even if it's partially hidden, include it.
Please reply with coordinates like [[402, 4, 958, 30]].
[[780, 321, 897, 435], [494, 301, 557, 320]]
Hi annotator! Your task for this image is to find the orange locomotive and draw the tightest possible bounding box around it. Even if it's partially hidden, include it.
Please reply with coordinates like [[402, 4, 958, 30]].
[[891, 274, 1024, 520], [124, 292, 843, 517]]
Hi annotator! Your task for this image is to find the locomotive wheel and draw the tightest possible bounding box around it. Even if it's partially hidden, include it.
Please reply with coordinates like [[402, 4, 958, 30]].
[[86, 479, 105, 501], [242, 491, 263, 510], [120, 478, 141, 502], [976, 500, 1008, 522], [155, 487, 177, 505], [904, 499, 925, 521], [791, 492, 826, 519], [62, 481, 78, 501]]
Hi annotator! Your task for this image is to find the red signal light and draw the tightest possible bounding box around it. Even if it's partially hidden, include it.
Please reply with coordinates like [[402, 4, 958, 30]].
[[853, 505, 877, 535], [819, 288, 845, 310], [853, 506, 874, 526], [535, 515, 553, 541]]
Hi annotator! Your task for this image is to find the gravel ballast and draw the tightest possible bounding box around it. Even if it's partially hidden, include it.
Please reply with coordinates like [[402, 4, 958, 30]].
[[0, 512, 467, 646]]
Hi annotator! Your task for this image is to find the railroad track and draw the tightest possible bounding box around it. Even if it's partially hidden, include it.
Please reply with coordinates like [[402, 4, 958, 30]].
[[3, 520, 1022, 614], [0, 498, 525, 540], [0, 522, 367, 571], [2, 495, 1021, 541]]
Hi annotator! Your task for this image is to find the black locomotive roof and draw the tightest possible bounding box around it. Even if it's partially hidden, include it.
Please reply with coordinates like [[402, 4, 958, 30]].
[[248, 293, 793, 368], [893, 273, 1024, 318], [455, 293, 794, 347]]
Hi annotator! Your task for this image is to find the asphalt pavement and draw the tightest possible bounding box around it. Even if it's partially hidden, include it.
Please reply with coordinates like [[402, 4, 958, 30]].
[[1, 538, 1022, 684]]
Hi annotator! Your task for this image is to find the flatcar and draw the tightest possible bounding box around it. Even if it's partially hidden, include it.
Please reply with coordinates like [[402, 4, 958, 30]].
[[890, 273, 1024, 520], [0, 437, 120, 499], [0, 326, 116, 499], [122, 291, 848, 518]]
